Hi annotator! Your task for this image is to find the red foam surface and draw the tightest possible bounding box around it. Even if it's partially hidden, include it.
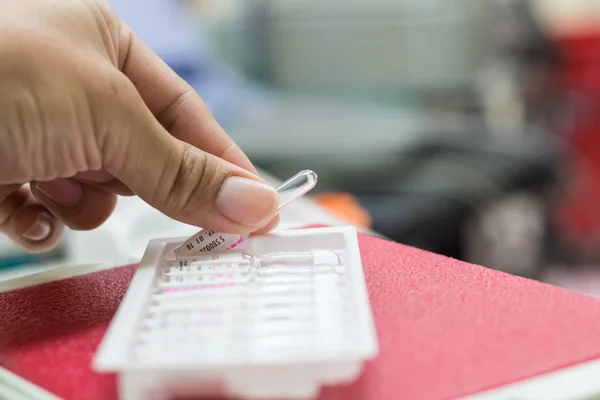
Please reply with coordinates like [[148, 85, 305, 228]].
[[3, 233, 600, 400]]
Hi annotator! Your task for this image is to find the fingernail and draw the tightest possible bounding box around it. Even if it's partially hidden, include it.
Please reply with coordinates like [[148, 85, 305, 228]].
[[35, 178, 84, 207], [22, 214, 52, 241], [217, 176, 279, 226]]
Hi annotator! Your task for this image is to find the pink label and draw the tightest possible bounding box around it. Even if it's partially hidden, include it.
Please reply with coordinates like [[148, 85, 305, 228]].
[[162, 282, 236, 293], [225, 236, 246, 250]]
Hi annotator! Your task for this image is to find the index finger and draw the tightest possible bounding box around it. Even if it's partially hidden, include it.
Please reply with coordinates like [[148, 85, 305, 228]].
[[116, 20, 257, 174]]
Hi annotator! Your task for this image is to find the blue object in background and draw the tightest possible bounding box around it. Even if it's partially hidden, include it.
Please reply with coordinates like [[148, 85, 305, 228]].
[[0, 237, 66, 270], [109, 0, 259, 124], [0, 254, 52, 269]]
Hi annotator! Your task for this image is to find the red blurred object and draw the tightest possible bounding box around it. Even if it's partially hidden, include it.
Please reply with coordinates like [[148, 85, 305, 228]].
[[553, 28, 600, 247]]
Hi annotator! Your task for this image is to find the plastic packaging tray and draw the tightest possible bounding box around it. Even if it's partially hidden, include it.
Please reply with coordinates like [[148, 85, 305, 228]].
[[93, 226, 378, 400]]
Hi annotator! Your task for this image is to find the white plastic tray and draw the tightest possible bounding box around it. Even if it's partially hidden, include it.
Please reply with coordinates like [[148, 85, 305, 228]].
[[94, 226, 378, 400]]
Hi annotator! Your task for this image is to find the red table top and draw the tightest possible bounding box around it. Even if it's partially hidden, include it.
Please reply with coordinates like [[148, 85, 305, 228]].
[[3, 232, 600, 400]]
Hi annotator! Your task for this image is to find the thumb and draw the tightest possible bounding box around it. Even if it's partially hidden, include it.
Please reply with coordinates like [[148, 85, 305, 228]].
[[100, 76, 279, 234]]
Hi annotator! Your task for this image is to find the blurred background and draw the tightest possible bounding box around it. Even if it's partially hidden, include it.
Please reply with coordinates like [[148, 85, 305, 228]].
[[3, 0, 600, 295]]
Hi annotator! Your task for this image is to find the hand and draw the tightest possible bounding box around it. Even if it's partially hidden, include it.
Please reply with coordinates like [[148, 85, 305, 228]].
[[0, 0, 279, 253]]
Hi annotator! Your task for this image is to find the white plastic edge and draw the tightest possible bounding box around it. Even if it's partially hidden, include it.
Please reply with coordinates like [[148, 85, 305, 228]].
[[0, 262, 113, 293], [0, 366, 63, 400], [93, 235, 171, 372], [460, 357, 600, 400]]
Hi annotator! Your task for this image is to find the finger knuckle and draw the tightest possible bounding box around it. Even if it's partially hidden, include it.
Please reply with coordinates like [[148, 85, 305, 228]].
[[156, 88, 195, 132], [0, 85, 52, 181], [165, 146, 219, 217], [86, 0, 121, 63], [0, 71, 104, 182], [86, 71, 137, 160], [88, 0, 119, 29]]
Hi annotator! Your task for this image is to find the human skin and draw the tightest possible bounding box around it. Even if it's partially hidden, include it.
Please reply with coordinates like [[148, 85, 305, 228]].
[[0, 0, 279, 254]]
